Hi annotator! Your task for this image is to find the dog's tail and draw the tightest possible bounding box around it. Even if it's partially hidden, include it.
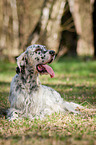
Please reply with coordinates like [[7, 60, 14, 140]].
[[63, 101, 83, 114]]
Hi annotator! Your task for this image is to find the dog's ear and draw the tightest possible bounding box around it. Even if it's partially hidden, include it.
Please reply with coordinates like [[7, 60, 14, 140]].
[[16, 51, 27, 73]]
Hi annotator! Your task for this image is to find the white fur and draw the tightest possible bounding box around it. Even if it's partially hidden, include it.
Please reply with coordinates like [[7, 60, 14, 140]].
[[7, 44, 83, 121]]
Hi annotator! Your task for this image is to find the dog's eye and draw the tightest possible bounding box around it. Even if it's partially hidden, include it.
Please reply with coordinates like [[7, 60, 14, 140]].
[[35, 48, 41, 52], [42, 50, 47, 54]]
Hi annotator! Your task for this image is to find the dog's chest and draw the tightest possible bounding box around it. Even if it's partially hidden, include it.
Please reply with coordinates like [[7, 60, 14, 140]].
[[22, 86, 44, 115]]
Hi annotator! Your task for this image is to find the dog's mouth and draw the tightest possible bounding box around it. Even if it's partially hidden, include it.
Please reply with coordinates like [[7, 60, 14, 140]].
[[36, 59, 55, 78]]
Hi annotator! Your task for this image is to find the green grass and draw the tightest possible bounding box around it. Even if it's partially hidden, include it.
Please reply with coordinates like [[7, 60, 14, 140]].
[[0, 57, 96, 145]]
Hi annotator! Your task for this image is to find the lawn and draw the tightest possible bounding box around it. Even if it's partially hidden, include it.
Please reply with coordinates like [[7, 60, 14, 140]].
[[0, 57, 96, 145]]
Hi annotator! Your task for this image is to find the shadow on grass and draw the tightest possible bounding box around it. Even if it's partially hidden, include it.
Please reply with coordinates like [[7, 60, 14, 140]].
[[0, 108, 7, 118], [43, 83, 96, 105], [0, 81, 10, 118], [0, 81, 10, 86]]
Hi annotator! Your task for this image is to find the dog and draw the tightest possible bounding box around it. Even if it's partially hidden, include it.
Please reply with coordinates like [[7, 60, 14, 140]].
[[7, 44, 82, 120]]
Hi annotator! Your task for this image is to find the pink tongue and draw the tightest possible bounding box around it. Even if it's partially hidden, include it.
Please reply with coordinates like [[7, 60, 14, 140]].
[[42, 64, 55, 78]]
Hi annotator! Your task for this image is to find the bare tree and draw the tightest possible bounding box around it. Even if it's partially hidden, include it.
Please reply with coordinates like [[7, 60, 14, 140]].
[[23, 0, 66, 53], [0, 0, 95, 59]]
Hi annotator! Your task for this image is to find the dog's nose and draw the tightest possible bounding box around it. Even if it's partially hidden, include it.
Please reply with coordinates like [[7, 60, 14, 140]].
[[49, 50, 55, 56]]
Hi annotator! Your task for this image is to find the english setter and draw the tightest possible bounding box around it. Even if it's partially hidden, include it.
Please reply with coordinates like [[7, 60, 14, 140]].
[[7, 44, 82, 120]]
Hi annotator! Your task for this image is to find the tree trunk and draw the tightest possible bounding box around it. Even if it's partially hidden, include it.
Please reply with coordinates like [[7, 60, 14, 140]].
[[0, 0, 19, 58], [68, 0, 94, 56], [0, 0, 10, 52], [10, 0, 19, 56], [16, 0, 26, 50], [44, 0, 66, 52], [92, 0, 96, 57]]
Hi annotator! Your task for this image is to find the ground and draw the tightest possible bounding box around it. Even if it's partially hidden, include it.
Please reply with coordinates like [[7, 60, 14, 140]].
[[0, 57, 96, 145]]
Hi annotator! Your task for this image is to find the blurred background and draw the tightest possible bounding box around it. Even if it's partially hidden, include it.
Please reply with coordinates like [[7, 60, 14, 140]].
[[0, 0, 96, 61]]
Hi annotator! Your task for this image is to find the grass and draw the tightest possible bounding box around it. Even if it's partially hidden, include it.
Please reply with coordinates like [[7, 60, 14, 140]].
[[0, 57, 96, 145]]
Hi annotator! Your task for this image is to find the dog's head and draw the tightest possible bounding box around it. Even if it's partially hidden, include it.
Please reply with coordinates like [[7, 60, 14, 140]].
[[16, 44, 55, 78]]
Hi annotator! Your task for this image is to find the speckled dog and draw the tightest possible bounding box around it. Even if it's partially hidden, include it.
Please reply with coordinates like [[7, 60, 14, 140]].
[[7, 44, 82, 120]]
